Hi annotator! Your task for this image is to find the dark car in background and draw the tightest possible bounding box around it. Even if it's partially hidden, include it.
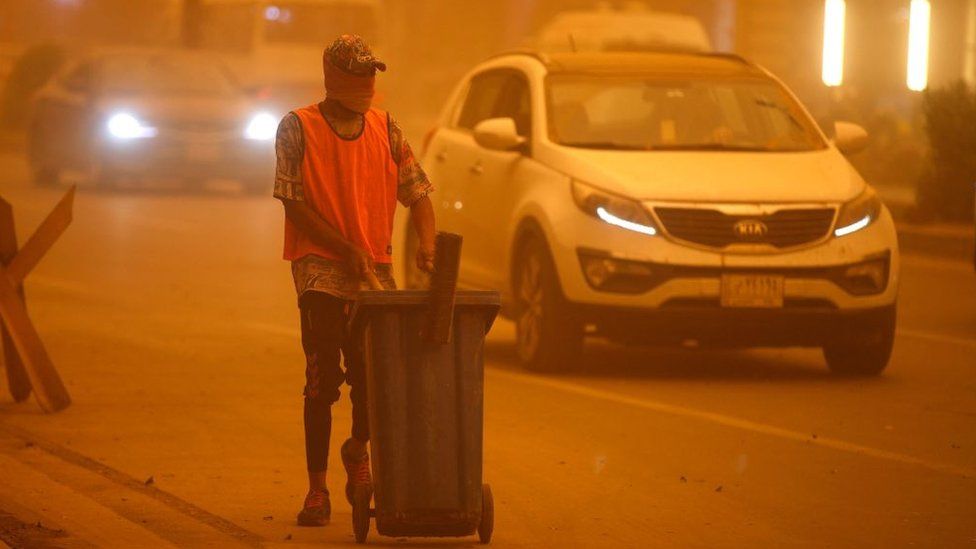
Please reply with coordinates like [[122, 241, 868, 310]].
[[27, 49, 277, 193]]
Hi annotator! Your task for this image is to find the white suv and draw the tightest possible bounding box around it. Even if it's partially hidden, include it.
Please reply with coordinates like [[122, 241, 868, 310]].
[[399, 51, 899, 375]]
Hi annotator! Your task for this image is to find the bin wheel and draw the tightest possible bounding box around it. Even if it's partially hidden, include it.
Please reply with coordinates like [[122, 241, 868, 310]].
[[352, 485, 371, 544], [478, 484, 494, 544]]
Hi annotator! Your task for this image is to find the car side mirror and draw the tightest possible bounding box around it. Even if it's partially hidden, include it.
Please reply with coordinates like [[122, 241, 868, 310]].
[[833, 121, 868, 155], [473, 117, 526, 152]]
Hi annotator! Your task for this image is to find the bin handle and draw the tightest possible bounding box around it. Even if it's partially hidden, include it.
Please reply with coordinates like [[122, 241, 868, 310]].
[[363, 270, 384, 291]]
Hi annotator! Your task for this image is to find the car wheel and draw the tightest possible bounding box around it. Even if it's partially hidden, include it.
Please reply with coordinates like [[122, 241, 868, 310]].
[[27, 121, 59, 187], [31, 166, 60, 187], [823, 306, 896, 376], [93, 170, 118, 191], [514, 236, 583, 372], [85, 154, 119, 191], [402, 222, 428, 289]]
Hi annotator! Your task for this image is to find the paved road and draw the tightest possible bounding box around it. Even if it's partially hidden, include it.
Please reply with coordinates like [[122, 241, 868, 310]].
[[0, 156, 974, 548]]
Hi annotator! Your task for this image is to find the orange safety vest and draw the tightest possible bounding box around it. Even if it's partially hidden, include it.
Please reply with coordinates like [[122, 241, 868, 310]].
[[283, 105, 398, 264]]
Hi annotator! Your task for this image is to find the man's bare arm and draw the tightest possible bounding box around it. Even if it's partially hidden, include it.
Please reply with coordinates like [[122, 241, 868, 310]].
[[410, 195, 436, 272], [282, 199, 373, 275]]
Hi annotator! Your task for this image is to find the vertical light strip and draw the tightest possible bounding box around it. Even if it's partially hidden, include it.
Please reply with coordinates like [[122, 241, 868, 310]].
[[821, 0, 846, 87], [962, 0, 975, 85], [907, 0, 932, 91]]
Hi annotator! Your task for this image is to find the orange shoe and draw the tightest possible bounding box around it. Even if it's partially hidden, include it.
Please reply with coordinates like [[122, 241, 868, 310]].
[[340, 438, 372, 504], [296, 488, 330, 526]]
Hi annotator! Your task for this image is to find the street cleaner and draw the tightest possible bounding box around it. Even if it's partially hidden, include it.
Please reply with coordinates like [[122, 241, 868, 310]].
[[273, 34, 436, 527]]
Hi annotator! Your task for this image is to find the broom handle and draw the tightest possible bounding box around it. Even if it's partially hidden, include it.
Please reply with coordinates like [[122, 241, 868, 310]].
[[364, 270, 384, 291]]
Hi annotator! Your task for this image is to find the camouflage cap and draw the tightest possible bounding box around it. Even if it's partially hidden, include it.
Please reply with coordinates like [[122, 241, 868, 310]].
[[324, 34, 386, 75]]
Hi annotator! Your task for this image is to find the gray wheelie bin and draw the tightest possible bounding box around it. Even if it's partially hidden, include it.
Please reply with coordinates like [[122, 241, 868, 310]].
[[349, 289, 501, 544]]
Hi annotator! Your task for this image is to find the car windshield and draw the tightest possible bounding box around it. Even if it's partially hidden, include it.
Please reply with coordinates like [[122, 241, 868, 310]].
[[187, 2, 379, 53], [100, 54, 237, 96], [547, 75, 826, 152], [263, 3, 379, 46]]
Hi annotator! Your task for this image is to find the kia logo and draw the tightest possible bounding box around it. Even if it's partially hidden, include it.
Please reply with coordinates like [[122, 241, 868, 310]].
[[733, 219, 768, 238]]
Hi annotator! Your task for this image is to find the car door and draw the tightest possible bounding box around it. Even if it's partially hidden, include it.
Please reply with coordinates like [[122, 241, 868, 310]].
[[457, 72, 533, 290], [427, 69, 513, 286]]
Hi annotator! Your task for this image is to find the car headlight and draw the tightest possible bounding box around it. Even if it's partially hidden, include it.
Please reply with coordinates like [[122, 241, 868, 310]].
[[107, 112, 157, 139], [834, 187, 882, 237], [571, 180, 658, 236], [244, 112, 277, 141]]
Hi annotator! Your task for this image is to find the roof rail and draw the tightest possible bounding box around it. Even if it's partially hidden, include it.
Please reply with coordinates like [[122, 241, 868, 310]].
[[480, 48, 755, 69], [695, 51, 753, 66]]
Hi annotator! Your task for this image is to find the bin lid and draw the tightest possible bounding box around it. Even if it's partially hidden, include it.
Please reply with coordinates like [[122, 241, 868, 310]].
[[349, 290, 502, 334]]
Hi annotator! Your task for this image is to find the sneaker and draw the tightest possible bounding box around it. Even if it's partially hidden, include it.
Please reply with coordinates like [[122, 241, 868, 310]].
[[296, 488, 330, 526], [341, 438, 372, 504]]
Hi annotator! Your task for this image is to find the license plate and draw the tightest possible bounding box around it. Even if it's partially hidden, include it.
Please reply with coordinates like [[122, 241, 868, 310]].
[[186, 143, 220, 162], [720, 274, 784, 308]]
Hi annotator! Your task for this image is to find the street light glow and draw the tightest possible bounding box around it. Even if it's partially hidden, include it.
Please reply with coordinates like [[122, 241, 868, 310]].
[[907, 0, 931, 91], [821, 0, 846, 87]]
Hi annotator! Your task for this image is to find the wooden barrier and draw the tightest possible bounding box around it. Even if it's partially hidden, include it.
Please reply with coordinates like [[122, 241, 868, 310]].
[[0, 199, 30, 402], [0, 187, 74, 412]]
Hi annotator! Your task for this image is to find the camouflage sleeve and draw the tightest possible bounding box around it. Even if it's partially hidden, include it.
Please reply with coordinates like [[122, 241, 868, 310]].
[[388, 114, 434, 207], [273, 113, 305, 201]]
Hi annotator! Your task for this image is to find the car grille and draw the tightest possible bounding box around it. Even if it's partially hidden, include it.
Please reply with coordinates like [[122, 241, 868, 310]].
[[654, 207, 836, 248], [156, 119, 238, 135]]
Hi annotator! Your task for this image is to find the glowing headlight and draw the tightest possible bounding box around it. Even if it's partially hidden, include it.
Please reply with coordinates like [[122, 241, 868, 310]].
[[572, 180, 658, 236], [245, 112, 277, 140], [107, 112, 157, 139], [834, 187, 882, 237]]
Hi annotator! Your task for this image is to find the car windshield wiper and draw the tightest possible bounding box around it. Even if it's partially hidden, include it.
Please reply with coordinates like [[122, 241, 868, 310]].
[[560, 141, 648, 151], [647, 143, 773, 152], [562, 141, 807, 152], [754, 99, 805, 131]]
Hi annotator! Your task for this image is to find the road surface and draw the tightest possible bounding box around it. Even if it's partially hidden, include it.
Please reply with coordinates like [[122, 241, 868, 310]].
[[0, 154, 974, 548]]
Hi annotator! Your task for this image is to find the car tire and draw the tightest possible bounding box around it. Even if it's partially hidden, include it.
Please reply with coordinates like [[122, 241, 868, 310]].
[[85, 153, 119, 191], [822, 306, 896, 376], [31, 166, 60, 187], [514, 236, 583, 372], [93, 169, 118, 191], [27, 120, 59, 187]]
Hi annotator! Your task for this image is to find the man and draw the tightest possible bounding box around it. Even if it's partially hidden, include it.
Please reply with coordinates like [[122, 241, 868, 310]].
[[273, 35, 436, 527]]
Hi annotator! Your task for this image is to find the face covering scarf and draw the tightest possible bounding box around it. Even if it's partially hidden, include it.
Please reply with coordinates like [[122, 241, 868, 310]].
[[323, 61, 375, 114]]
